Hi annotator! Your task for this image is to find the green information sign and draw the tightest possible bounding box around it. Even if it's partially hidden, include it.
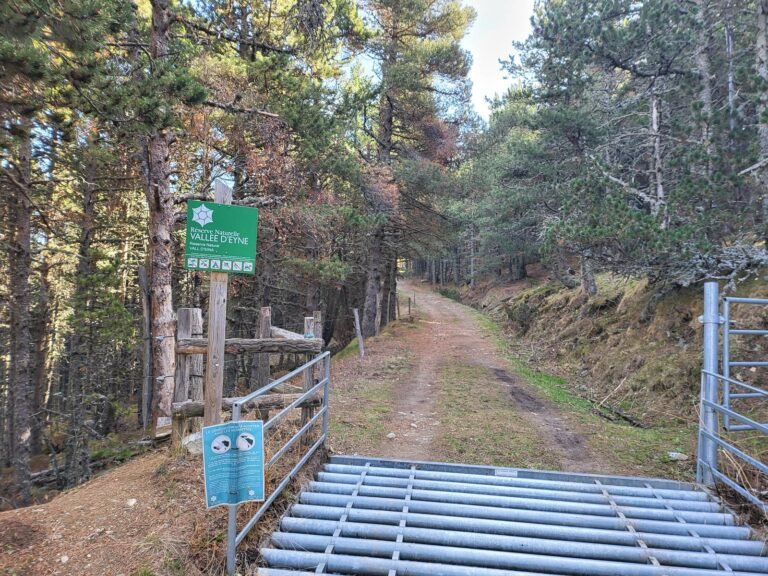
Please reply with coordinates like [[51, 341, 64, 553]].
[[184, 201, 258, 274]]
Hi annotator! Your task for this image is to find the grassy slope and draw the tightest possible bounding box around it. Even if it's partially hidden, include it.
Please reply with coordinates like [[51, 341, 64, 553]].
[[466, 272, 768, 427], [426, 302, 697, 479], [454, 272, 768, 482]]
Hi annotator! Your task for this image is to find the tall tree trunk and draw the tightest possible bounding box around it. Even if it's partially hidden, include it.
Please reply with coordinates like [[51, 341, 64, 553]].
[[377, 93, 394, 163], [30, 259, 51, 456], [580, 252, 597, 297], [650, 82, 667, 227], [362, 227, 384, 337], [380, 258, 392, 328], [140, 0, 176, 433], [388, 255, 398, 322], [757, 0, 768, 244], [469, 226, 476, 287], [695, 0, 713, 177], [10, 121, 33, 504], [62, 148, 99, 487], [380, 256, 398, 328]]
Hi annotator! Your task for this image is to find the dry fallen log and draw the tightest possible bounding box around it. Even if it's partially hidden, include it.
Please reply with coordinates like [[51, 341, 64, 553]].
[[176, 337, 322, 355], [270, 326, 306, 340], [171, 392, 322, 418]]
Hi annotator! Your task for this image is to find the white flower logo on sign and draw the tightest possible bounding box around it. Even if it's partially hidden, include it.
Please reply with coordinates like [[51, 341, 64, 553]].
[[192, 204, 214, 227]]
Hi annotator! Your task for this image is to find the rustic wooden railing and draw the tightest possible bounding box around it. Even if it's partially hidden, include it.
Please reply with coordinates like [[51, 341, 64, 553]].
[[170, 306, 323, 446]]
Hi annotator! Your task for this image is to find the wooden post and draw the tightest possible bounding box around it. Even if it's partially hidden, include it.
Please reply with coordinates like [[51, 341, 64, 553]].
[[353, 308, 364, 358], [301, 316, 315, 443], [255, 306, 272, 421], [138, 266, 152, 430], [256, 306, 271, 387], [187, 309, 203, 432], [173, 308, 202, 446], [313, 310, 322, 340], [203, 181, 232, 427], [408, 297, 411, 319]]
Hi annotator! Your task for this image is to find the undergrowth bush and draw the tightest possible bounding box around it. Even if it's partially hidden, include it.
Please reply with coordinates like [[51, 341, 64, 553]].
[[438, 287, 462, 302]]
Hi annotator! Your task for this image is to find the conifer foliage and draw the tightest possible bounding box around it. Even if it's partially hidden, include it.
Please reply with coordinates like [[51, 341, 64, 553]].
[[444, 0, 768, 293]]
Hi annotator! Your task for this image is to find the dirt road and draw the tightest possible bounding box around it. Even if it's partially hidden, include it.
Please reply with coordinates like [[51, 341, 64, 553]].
[[330, 280, 612, 474]]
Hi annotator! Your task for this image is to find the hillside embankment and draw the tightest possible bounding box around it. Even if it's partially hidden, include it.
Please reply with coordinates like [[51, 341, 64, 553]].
[[452, 270, 768, 428]]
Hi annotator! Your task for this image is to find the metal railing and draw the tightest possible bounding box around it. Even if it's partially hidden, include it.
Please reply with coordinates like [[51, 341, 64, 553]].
[[697, 282, 768, 514], [226, 351, 331, 574], [722, 296, 768, 430]]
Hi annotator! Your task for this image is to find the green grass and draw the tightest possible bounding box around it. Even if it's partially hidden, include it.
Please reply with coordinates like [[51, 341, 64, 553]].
[[335, 337, 362, 360], [329, 379, 393, 445], [436, 363, 562, 470], [90, 436, 146, 462], [329, 354, 410, 452], [474, 310, 698, 480], [476, 315, 591, 412]]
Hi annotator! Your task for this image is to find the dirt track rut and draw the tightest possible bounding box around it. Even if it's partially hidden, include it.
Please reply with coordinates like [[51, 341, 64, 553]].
[[362, 280, 608, 473]]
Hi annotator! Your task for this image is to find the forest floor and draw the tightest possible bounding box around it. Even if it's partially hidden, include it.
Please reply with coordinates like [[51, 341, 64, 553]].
[[0, 279, 701, 576]]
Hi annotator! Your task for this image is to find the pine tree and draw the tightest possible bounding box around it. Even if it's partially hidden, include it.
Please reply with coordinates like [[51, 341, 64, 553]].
[[358, 0, 474, 334]]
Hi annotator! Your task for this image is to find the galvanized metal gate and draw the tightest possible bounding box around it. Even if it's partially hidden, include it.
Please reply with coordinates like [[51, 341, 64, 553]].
[[258, 455, 767, 575], [697, 282, 768, 513]]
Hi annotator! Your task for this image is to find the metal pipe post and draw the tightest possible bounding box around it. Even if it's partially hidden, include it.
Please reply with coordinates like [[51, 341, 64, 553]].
[[226, 402, 243, 574], [227, 505, 237, 574], [322, 356, 330, 437], [722, 298, 731, 429], [697, 281, 719, 484]]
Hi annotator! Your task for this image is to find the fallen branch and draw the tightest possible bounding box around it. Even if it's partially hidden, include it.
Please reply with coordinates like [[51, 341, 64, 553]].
[[177, 337, 322, 355], [172, 392, 322, 418], [589, 399, 649, 428]]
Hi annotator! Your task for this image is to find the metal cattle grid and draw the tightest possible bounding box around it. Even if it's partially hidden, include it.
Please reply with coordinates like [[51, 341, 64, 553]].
[[258, 455, 768, 576]]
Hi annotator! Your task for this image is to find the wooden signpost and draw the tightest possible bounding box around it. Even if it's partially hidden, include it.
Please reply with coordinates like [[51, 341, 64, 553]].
[[184, 181, 259, 427], [205, 183, 231, 426]]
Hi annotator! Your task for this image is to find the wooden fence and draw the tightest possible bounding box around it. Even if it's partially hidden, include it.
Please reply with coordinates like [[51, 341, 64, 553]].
[[170, 306, 324, 445]]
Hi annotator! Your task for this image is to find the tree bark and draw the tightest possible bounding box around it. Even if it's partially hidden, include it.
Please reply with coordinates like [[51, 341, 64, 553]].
[[757, 0, 768, 244], [139, 0, 177, 433], [580, 253, 598, 297], [694, 0, 714, 178], [362, 226, 384, 337], [30, 258, 51, 456], [380, 258, 393, 328], [387, 255, 398, 323], [10, 120, 34, 504], [378, 93, 394, 163]]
